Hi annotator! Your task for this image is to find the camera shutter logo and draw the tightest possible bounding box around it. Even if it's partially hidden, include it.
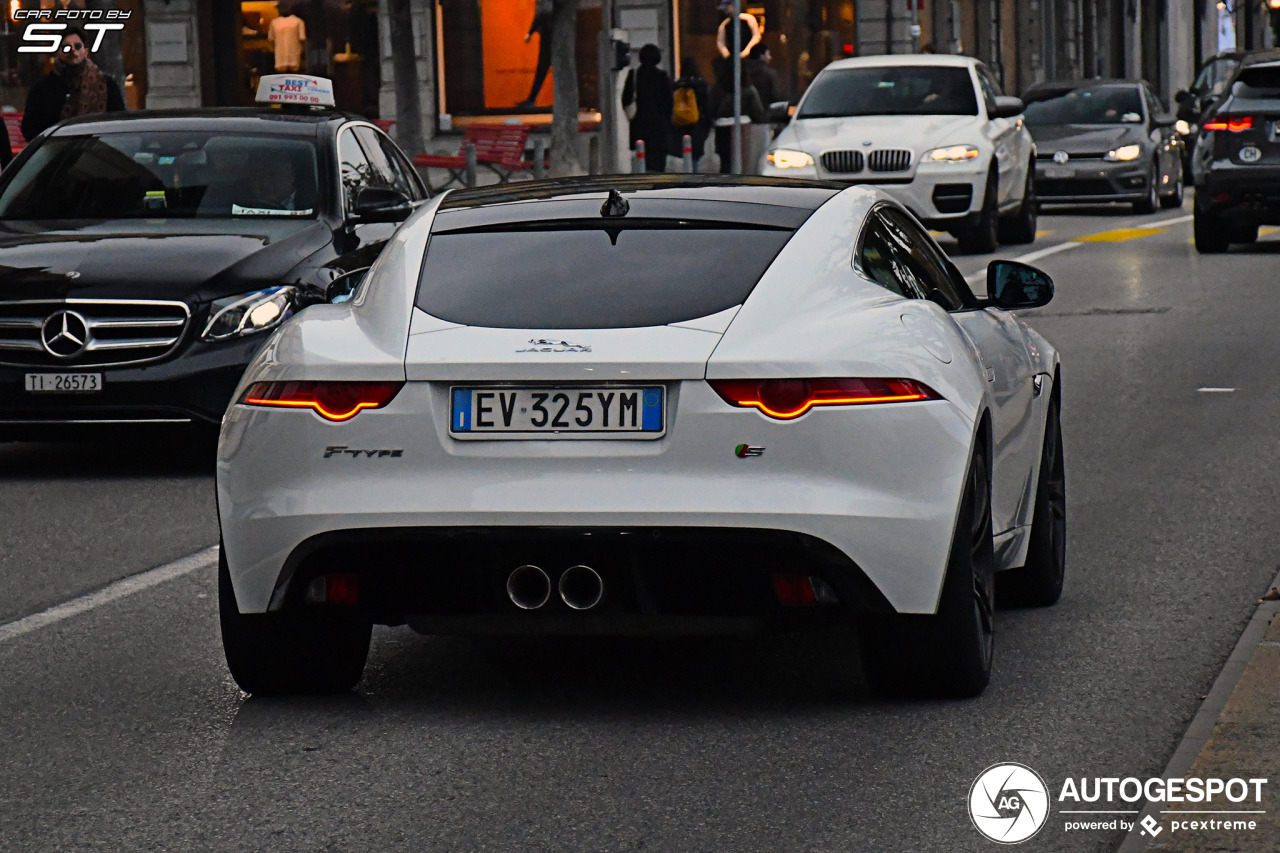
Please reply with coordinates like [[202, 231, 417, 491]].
[[968, 763, 1051, 844]]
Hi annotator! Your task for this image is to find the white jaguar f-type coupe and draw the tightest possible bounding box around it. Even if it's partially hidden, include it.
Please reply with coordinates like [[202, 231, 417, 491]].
[[216, 176, 1065, 698]]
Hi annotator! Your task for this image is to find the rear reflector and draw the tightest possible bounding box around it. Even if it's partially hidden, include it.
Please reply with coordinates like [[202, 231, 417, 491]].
[[709, 377, 941, 419], [305, 573, 360, 605], [242, 381, 403, 422], [772, 575, 840, 606]]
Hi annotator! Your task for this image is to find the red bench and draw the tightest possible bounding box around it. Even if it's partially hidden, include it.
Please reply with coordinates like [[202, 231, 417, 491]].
[[2, 112, 26, 158], [414, 124, 536, 191]]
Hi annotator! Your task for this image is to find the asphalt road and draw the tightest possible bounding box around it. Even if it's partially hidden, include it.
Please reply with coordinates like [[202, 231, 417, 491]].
[[3, 199, 1279, 852]]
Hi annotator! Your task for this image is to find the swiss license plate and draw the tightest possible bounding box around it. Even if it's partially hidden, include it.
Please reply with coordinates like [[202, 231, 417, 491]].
[[451, 386, 665, 439], [1043, 166, 1073, 179], [24, 373, 103, 393]]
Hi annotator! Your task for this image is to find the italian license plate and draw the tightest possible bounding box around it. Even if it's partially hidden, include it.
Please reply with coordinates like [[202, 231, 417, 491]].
[[24, 373, 103, 393], [1043, 166, 1073, 179], [451, 386, 665, 439]]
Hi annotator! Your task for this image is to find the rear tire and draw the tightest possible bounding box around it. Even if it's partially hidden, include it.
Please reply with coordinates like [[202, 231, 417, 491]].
[[998, 398, 1066, 607], [219, 548, 371, 695], [957, 171, 1000, 255], [998, 164, 1038, 245], [1194, 204, 1230, 253], [859, 446, 995, 698]]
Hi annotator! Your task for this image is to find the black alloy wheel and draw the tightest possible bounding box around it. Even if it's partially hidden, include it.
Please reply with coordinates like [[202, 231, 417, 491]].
[[1133, 162, 1159, 214], [998, 398, 1066, 607], [957, 170, 1000, 255], [219, 547, 372, 695], [998, 163, 1038, 245], [859, 446, 996, 698], [1160, 166, 1185, 209], [1193, 202, 1230, 253]]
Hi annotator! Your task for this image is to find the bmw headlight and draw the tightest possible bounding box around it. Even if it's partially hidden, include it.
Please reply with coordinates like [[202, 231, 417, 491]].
[[923, 144, 980, 162], [202, 286, 297, 341], [1104, 144, 1143, 162], [765, 149, 814, 169]]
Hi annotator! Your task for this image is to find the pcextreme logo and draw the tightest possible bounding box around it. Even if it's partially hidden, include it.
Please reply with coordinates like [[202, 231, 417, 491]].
[[968, 763, 1269, 844]]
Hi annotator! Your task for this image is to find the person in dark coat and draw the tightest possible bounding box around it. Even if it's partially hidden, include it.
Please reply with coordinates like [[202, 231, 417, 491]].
[[21, 26, 124, 142], [622, 44, 673, 172], [670, 56, 713, 171], [745, 43, 782, 113], [711, 55, 766, 174]]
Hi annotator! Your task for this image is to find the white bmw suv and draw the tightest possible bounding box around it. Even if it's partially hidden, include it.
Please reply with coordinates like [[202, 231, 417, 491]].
[[762, 55, 1037, 254]]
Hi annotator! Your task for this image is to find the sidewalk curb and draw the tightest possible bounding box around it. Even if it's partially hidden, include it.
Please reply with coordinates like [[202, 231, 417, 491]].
[[1115, 567, 1280, 852]]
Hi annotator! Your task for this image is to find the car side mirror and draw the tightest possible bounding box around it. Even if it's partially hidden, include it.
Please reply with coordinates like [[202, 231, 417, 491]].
[[351, 186, 412, 223], [1153, 112, 1179, 128], [325, 266, 370, 304], [991, 96, 1024, 119], [987, 260, 1053, 310]]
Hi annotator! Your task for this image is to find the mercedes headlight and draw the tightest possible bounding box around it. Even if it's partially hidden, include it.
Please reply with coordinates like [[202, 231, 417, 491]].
[[766, 149, 814, 169], [1104, 144, 1143, 162], [202, 286, 297, 341], [1175, 119, 1192, 136], [924, 144, 980, 162]]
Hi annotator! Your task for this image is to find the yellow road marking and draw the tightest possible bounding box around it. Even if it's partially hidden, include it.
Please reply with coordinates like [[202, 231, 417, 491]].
[[1036, 230, 1053, 238], [1077, 226, 1167, 243], [1261, 227, 1279, 237]]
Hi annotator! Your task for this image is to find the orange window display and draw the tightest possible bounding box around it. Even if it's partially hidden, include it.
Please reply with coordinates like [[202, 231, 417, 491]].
[[481, 0, 552, 110]]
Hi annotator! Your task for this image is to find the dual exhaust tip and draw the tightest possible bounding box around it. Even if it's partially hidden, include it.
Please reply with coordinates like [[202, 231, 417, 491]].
[[507, 564, 603, 611]]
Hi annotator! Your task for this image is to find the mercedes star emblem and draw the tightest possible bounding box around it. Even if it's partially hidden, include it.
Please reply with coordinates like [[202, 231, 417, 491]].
[[1053, 150, 1070, 164], [40, 309, 91, 359]]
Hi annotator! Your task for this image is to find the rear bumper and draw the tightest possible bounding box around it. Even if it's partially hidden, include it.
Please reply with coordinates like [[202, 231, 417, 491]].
[[264, 526, 896, 634], [217, 381, 976, 617], [1198, 163, 1280, 223]]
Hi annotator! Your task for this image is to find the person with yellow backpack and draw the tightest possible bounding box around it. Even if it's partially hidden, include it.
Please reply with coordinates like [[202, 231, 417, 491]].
[[671, 56, 713, 172]]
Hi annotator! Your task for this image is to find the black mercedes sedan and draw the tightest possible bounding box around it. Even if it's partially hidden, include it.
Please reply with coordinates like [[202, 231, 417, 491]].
[[1022, 80, 1184, 213], [0, 104, 427, 438]]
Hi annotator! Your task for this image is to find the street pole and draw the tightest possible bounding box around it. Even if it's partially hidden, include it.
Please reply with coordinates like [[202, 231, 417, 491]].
[[731, 0, 742, 174], [596, 0, 616, 173]]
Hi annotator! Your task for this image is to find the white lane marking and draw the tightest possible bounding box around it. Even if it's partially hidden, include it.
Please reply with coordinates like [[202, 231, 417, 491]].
[[0, 545, 219, 644], [962, 214, 1194, 285], [965, 241, 1083, 285], [1197, 387, 1237, 393]]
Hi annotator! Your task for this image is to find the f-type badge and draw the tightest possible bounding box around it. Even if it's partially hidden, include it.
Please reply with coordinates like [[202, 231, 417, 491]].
[[40, 310, 90, 359], [735, 444, 765, 458], [517, 339, 592, 353]]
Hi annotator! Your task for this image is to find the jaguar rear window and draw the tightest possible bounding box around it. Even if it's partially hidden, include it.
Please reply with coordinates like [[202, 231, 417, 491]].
[[415, 222, 793, 329]]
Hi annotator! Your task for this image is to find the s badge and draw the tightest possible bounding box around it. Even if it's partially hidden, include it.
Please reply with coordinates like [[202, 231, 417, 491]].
[[735, 444, 765, 458]]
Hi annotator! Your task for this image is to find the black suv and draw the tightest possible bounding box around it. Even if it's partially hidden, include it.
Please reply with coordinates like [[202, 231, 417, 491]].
[[1193, 52, 1280, 253]]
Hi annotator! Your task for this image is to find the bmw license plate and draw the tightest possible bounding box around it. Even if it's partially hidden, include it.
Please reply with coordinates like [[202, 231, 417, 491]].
[[24, 373, 103, 393], [450, 386, 665, 439]]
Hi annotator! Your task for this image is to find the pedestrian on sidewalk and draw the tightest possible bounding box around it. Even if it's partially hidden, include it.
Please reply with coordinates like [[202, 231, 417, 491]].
[[622, 44, 673, 173], [21, 26, 124, 142], [670, 56, 712, 171], [711, 55, 765, 174]]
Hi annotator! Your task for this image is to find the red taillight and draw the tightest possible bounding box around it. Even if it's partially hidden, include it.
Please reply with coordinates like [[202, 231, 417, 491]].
[[1204, 115, 1253, 132], [708, 377, 941, 419], [241, 381, 403, 421]]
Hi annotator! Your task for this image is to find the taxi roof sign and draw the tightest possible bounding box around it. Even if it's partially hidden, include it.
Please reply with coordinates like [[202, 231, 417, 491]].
[[255, 74, 335, 108]]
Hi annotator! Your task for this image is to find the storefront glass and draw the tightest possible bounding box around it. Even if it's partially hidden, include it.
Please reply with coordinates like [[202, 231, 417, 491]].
[[435, 0, 600, 130], [233, 0, 379, 115]]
